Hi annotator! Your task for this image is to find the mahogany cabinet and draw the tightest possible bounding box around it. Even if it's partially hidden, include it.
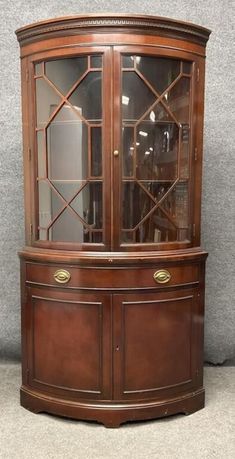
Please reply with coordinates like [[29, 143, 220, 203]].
[[16, 14, 210, 427]]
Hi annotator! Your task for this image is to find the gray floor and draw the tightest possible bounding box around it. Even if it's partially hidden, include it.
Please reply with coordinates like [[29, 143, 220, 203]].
[[0, 364, 234, 459]]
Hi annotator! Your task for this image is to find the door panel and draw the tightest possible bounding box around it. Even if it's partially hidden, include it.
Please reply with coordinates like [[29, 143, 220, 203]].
[[113, 46, 195, 250], [32, 47, 112, 250], [26, 287, 112, 400], [113, 288, 202, 400]]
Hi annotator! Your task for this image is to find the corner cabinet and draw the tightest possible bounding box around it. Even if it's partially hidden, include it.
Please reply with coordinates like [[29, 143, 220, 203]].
[[16, 14, 210, 427]]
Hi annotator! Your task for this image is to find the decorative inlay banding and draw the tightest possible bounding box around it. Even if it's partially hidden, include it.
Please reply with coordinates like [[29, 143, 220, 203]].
[[15, 16, 211, 46]]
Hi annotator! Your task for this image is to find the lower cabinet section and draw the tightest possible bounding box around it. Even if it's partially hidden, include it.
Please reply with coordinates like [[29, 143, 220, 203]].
[[22, 280, 205, 426]]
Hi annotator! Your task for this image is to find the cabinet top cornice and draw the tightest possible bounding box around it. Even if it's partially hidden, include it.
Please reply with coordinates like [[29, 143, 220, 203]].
[[15, 13, 211, 47]]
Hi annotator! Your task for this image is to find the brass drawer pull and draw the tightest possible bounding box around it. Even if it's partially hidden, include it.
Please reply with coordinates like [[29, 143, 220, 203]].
[[153, 269, 171, 284], [54, 269, 71, 284]]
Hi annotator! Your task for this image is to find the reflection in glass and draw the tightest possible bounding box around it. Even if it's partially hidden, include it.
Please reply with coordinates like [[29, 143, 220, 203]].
[[144, 102, 173, 123], [36, 78, 62, 128], [122, 72, 155, 121], [91, 127, 102, 176], [122, 231, 134, 243], [47, 104, 88, 181], [121, 54, 191, 244], [122, 182, 155, 229], [162, 183, 189, 230], [123, 127, 134, 177], [122, 56, 134, 68], [137, 208, 178, 243], [45, 57, 87, 95], [69, 72, 102, 120], [164, 77, 190, 123], [136, 122, 179, 180], [180, 124, 190, 178], [71, 182, 103, 229], [136, 56, 180, 94]]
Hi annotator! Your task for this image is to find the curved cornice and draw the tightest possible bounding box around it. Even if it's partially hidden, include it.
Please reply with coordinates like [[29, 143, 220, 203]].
[[15, 14, 211, 47]]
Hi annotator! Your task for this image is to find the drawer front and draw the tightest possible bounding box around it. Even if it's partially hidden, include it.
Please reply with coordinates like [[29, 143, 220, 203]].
[[25, 262, 200, 290]]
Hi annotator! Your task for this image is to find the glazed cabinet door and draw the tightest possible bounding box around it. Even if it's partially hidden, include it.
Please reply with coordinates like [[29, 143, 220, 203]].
[[112, 288, 203, 401], [113, 47, 197, 250], [29, 48, 112, 250], [23, 287, 112, 400]]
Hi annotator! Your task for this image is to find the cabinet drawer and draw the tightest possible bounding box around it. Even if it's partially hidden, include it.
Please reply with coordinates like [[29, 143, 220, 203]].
[[25, 262, 200, 290]]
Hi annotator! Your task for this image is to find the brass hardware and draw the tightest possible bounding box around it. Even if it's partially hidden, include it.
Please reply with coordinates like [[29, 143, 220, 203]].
[[54, 269, 71, 284], [153, 269, 171, 284], [113, 150, 119, 156]]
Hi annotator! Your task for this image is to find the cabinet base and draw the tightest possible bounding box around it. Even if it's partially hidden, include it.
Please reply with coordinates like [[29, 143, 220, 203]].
[[20, 386, 205, 428]]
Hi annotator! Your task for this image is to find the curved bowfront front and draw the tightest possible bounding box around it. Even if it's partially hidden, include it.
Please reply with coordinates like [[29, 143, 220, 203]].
[[16, 14, 210, 427]]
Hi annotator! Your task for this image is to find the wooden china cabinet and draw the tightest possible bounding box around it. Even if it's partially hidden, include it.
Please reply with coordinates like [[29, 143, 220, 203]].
[[16, 14, 210, 427]]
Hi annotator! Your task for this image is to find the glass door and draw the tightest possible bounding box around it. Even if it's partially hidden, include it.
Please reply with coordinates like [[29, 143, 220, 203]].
[[33, 48, 111, 250], [113, 48, 194, 249]]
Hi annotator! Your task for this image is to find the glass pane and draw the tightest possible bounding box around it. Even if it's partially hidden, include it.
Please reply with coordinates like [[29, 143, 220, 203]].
[[51, 181, 82, 202], [122, 182, 155, 229], [136, 56, 180, 94], [49, 208, 84, 242], [122, 231, 134, 243], [35, 62, 43, 76], [47, 104, 88, 181], [137, 208, 178, 243], [120, 55, 191, 245], [90, 232, 103, 243], [136, 122, 179, 180], [71, 182, 103, 229], [123, 127, 134, 177], [162, 183, 189, 230], [69, 72, 102, 121], [140, 182, 173, 202], [90, 55, 102, 68], [122, 56, 134, 68], [37, 131, 46, 177], [164, 77, 190, 123], [36, 78, 62, 128], [182, 62, 192, 74], [122, 72, 156, 122], [45, 57, 87, 95], [180, 124, 190, 179], [38, 180, 64, 230], [144, 102, 174, 123], [91, 127, 102, 176]]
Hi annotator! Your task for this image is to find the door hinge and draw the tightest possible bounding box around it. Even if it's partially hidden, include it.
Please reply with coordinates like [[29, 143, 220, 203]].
[[28, 147, 31, 161], [196, 67, 200, 83], [194, 147, 198, 161], [26, 69, 29, 82], [193, 223, 196, 238]]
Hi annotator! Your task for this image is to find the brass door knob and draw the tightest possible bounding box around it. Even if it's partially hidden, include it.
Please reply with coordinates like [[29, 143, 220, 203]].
[[113, 150, 119, 156], [54, 269, 71, 284], [153, 269, 171, 284]]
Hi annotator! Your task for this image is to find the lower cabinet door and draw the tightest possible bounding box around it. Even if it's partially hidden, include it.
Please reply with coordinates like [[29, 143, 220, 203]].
[[112, 288, 203, 401], [24, 287, 112, 400]]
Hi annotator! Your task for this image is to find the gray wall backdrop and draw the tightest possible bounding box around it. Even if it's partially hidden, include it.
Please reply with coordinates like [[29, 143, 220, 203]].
[[0, 0, 234, 364]]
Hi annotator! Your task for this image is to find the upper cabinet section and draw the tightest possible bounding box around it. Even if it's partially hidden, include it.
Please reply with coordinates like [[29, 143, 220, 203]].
[[16, 15, 210, 252]]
